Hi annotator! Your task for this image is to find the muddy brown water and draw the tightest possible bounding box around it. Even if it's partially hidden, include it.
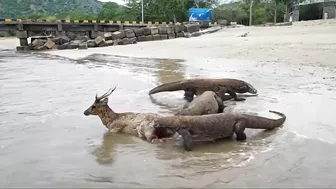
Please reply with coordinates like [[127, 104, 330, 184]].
[[0, 45, 336, 188]]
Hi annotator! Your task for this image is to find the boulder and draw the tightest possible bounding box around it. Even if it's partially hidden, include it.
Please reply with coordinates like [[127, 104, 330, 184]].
[[80, 35, 89, 42], [67, 32, 77, 40], [36, 45, 48, 51], [58, 42, 69, 50], [137, 36, 147, 42], [90, 31, 104, 39], [150, 27, 159, 35], [146, 35, 153, 41], [32, 39, 45, 48], [160, 34, 168, 40], [60, 36, 70, 44], [105, 40, 114, 46], [168, 33, 175, 39], [68, 40, 81, 49], [50, 37, 61, 45], [158, 26, 167, 34], [129, 37, 137, 44], [174, 25, 182, 33], [94, 36, 105, 46], [125, 29, 135, 38], [78, 42, 88, 50], [184, 32, 191, 38], [119, 38, 131, 45], [176, 32, 184, 38], [133, 28, 144, 37], [87, 40, 96, 48], [104, 32, 113, 41], [113, 39, 122, 46], [143, 27, 151, 35], [111, 31, 126, 40], [98, 41, 108, 47], [44, 39, 55, 49], [152, 34, 161, 41]]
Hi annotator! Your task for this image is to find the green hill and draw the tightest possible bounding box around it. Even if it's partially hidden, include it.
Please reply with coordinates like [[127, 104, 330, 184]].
[[0, 0, 103, 18]]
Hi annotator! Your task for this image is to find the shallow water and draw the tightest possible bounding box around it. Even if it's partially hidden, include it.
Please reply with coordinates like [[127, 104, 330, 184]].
[[0, 45, 336, 188]]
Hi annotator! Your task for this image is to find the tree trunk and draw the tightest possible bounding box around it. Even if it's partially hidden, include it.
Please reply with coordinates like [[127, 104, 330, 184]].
[[274, 3, 277, 23], [249, 0, 253, 26]]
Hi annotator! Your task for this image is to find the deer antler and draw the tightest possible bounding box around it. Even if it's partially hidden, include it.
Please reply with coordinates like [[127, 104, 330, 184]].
[[95, 86, 117, 101]]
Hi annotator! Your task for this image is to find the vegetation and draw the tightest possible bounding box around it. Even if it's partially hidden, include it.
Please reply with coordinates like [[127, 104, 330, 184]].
[[0, 0, 303, 29]]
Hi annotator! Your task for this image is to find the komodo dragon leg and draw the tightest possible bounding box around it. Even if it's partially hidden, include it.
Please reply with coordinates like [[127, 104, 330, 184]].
[[177, 128, 194, 151], [183, 88, 196, 102], [214, 95, 226, 113], [234, 119, 248, 141], [224, 87, 246, 101]]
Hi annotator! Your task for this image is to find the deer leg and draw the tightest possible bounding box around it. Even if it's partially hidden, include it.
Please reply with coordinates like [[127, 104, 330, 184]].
[[177, 128, 194, 151], [234, 119, 247, 141]]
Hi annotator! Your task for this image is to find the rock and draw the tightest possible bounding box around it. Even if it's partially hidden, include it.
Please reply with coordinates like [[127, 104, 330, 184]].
[[60, 36, 70, 44], [146, 35, 153, 41], [50, 37, 61, 45], [152, 34, 161, 41], [174, 25, 182, 33], [105, 40, 114, 46], [184, 24, 200, 33], [143, 27, 151, 35], [104, 32, 113, 41], [67, 32, 77, 40], [58, 42, 69, 50], [113, 39, 122, 46], [125, 29, 135, 38], [176, 32, 184, 38], [94, 36, 105, 46], [90, 31, 104, 39], [78, 42, 88, 50], [68, 40, 81, 49], [150, 27, 159, 35], [80, 35, 89, 42], [98, 41, 108, 47], [32, 39, 45, 47], [160, 34, 168, 40], [167, 26, 174, 34], [16, 46, 29, 51], [168, 33, 175, 39], [111, 31, 126, 40], [133, 28, 144, 37], [158, 26, 167, 34], [87, 40, 96, 48], [119, 38, 131, 45], [36, 45, 48, 51], [129, 37, 137, 44], [137, 36, 147, 42], [44, 39, 55, 49], [191, 32, 202, 37]]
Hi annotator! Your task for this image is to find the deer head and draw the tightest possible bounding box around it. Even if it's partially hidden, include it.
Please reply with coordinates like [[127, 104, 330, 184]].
[[84, 86, 117, 116]]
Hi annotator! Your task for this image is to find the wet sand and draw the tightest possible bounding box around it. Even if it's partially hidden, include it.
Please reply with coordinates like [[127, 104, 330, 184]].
[[1, 19, 336, 188]]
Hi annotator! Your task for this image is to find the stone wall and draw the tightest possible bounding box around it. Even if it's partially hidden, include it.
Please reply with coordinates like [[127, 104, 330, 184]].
[[22, 24, 202, 51]]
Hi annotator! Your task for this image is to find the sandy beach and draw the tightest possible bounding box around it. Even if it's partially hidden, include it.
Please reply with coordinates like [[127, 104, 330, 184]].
[[39, 19, 336, 67]]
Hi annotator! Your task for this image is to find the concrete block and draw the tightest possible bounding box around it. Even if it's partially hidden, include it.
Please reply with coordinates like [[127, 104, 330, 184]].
[[98, 41, 108, 47], [146, 35, 153, 41], [16, 46, 30, 51], [16, 31, 28, 38], [153, 34, 161, 41], [87, 40, 96, 48], [158, 26, 167, 34], [36, 46, 48, 51], [32, 39, 45, 47], [78, 42, 88, 50], [104, 32, 113, 41], [44, 39, 55, 49], [111, 31, 126, 40], [168, 33, 175, 39], [160, 34, 168, 40], [184, 24, 200, 33], [58, 42, 69, 50], [125, 29, 135, 38], [94, 36, 105, 46], [129, 37, 137, 44], [174, 25, 182, 33], [19, 38, 28, 46], [137, 36, 147, 42], [68, 40, 81, 49], [105, 40, 114, 46], [60, 36, 70, 44], [90, 31, 104, 39], [150, 27, 159, 35], [133, 28, 144, 37], [143, 27, 151, 35], [167, 26, 174, 34], [119, 38, 131, 45]]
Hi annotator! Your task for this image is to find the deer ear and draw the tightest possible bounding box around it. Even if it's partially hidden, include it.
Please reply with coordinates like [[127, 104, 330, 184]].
[[101, 98, 109, 104]]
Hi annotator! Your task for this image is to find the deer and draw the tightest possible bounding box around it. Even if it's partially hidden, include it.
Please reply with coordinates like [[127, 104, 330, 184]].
[[83, 86, 176, 143]]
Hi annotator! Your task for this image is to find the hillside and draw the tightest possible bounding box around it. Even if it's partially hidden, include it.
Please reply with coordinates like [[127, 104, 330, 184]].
[[0, 0, 103, 18]]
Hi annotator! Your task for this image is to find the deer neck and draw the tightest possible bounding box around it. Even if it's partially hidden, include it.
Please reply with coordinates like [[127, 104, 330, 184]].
[[98, 106, 118, 126]]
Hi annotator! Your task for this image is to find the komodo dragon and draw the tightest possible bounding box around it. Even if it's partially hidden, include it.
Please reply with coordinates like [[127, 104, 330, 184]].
[[154, 110, 286, 151], [175, 87, 228, 116], [148, 78, 258, 102]]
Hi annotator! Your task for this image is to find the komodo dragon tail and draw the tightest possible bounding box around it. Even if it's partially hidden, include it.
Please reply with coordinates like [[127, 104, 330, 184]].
[[245, 110, 286, 130], [149, 81, 184, 95]]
